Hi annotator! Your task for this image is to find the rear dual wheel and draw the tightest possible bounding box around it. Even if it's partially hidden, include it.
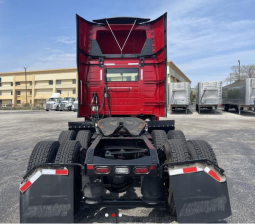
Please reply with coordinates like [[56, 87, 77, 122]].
[[186, 140, 218, 165], [26, 141, 60, 173], [55, 140, 82, 164], [58, 130, 77, 145], [151, 130, 186, 150], [151, 130, 167, 149], [56, 130, 92, 165], [163, 139, 191, 216], [167, 130, 186, 143]]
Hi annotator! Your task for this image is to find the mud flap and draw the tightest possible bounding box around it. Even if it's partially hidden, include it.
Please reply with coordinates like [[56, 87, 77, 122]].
[[20, 165, 80, 223], [171, 171, 231, 223]]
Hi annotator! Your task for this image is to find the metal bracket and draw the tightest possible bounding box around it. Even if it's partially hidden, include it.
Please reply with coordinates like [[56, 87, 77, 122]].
[[98, 57, 104, 68], [139, 57, 145, 67]]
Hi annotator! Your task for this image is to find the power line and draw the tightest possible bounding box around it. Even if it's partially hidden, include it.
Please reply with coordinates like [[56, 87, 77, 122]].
[[184, 73, 229, 76]]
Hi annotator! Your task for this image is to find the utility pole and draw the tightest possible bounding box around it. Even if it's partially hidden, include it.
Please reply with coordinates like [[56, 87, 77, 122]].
[[238, 60, 240, 80], [24, 67, 28, 104]]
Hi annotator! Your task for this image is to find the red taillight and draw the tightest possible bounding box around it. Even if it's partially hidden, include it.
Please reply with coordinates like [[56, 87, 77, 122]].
[[134, 167, 149, 174], [95, 167, 110, 174], [150, 165, 157, 170], [87, 165, 94, 170]]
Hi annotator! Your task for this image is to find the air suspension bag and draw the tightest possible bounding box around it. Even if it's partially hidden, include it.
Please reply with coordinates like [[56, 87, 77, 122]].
[[83, 182, 104, 204], [141, 176, 162, 204]]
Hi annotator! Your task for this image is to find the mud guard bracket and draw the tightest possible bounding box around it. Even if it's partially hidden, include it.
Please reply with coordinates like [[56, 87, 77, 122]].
[[171, 171, 231, 223]]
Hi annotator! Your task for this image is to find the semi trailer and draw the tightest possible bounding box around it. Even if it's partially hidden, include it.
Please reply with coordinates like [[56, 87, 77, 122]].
[[168, 82, 191, 113], [222, 78, 255, 114], [196, 81, 222, 114], [20, 13, 231, 223]]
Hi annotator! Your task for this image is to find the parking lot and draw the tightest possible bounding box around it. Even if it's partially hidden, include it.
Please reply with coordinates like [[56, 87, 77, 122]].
[[0, 109, 255, 223]]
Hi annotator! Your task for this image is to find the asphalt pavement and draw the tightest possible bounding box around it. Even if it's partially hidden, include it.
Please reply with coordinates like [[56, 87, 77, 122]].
[[0, 108, 254, 223]]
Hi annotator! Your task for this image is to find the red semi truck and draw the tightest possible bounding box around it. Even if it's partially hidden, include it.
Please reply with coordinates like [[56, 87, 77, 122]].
[[20, 13, 231, 223]]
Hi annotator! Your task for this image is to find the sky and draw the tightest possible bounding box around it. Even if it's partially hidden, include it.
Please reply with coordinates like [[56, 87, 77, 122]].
[[0, 0, 255, 86]]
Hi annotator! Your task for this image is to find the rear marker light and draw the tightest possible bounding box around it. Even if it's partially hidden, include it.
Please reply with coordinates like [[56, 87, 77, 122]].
[[134, 167, 149, 174], [95, 167, 111, 174], [87, 165, 94, 170], [115, 167, 130, 174], [150, 165, 157, 170]]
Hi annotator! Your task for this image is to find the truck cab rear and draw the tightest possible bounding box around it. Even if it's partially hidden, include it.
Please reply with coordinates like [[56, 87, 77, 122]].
[[20, 13, 231, 223]]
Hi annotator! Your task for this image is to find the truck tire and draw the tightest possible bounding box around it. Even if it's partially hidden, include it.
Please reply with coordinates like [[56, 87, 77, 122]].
[[186, 140, 218, 165], [58, 130, 77, 145], [76, 130, 91, 150], [167, 130, 186, 143], [163, 139, 191, 162], [55, 140, 83, 213], [223, 104, 229, 112], [27, 141, 60, 173], [55, 140, 82, 164], [151, 130, 167, 149], [163, 139, 191, 217], [234, 106, 243, 113]]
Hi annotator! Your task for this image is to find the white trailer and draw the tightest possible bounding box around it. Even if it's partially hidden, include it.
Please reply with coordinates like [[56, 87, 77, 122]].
[[168, 82, 191, 113], [196, 81, 222, 114]]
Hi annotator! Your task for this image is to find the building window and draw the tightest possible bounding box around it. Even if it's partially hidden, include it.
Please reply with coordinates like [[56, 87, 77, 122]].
[[17, 100, 21, 104], [57, 90, 62, 94], [0, 91, 2, 95], [56, 80, 61, 84], [0, 83, 2, 87], [30, 90, 32, 95], [72, 89, 76, 94], [11, 82, 13, 86], [49, 80, 53, 85], [73, 79, 76, 84], [16, 91, 21, 95], [11, 91, 13, 95], [30, 81, 32, 86], [16, 82, 20, 86]]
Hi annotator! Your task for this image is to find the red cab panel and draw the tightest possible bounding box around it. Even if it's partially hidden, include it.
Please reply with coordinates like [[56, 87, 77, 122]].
[[76, 13, 167, 119]]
